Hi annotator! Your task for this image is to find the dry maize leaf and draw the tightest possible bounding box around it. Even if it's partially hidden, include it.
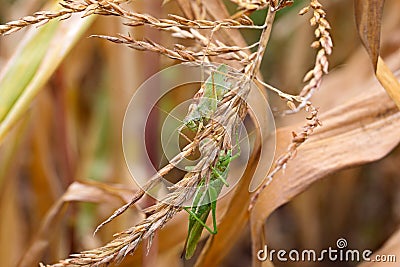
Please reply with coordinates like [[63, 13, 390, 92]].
[[354, 0, 400, 109], [376, 56, 400, 110], [0, 5, 95, 144], [0, 112, 31, 265], [0, 119, 28, 188], [61, 181, 136, 203], [250, 85, 400, 266], [203, 0, 249, 47], [0, 165, 26, 267], [175, 0, 194, 20], [18, 181, 139, 267], [30, 91, 62, 220], [358, 227, 400, 267], [354, 0, 384, 70]]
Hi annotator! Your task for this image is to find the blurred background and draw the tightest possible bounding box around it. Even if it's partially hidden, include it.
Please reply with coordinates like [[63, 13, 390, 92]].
[[0, 0, 400, 266]]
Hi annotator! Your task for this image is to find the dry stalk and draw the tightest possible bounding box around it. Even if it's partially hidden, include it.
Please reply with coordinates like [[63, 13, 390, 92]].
[[246, 7, 275, 77], [230, 0, 270, 11], [230, 0, 294, 12], [0, 0, 259, 36], [0, 0, 129, 35], [91, 34, 258, 65]]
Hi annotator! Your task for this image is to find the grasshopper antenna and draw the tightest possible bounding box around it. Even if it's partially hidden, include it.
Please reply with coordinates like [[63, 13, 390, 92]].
[[153, 105, 194, 169]]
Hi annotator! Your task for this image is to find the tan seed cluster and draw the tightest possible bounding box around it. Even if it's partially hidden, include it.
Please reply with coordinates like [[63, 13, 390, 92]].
[[285, 0, 333, 114]]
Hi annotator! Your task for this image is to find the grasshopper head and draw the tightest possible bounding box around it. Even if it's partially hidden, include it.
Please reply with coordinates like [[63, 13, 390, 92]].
[[185, 120, 198, 132]]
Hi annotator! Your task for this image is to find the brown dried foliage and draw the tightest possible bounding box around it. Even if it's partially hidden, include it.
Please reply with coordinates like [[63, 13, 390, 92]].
[[4, 0, 399, 267]]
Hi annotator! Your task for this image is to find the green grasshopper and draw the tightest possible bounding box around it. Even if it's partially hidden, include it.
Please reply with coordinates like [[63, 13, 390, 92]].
[[183, 64, 230, 132], [181, 63, 237, 258], [183, 148, 239, 259]]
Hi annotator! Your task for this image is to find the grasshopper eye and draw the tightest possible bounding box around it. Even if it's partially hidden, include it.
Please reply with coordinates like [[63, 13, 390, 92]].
[[186, 120, 197, 131]]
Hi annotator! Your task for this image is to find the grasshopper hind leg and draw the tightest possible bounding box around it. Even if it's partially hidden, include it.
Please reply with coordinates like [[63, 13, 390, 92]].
[[183, 206, 218, 235]]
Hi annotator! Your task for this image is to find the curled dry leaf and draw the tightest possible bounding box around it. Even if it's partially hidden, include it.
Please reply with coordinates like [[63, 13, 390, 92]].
[[354, 0, 384, 70], [354, 0, 400, 110], [18, 181, 140, 267], [376, 56, 400, 110]]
